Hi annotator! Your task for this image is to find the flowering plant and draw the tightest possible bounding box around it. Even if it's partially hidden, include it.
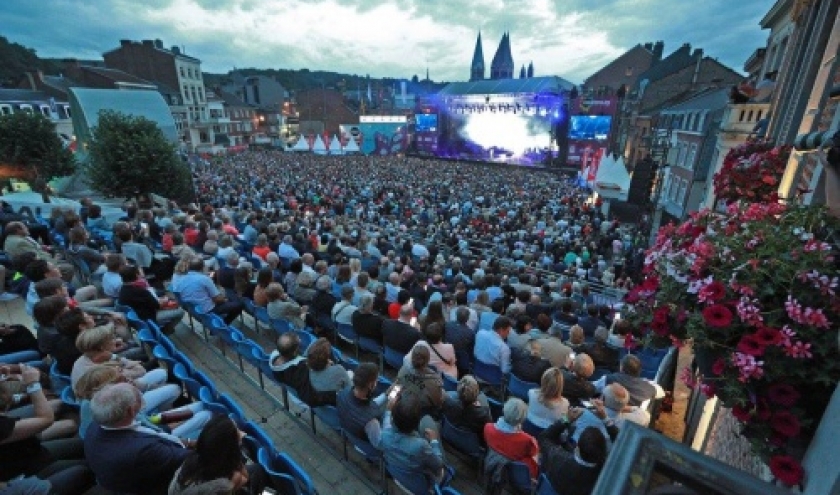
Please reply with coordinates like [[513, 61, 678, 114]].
[[712, 140, 791, 205], [624, 198, 840, 486]]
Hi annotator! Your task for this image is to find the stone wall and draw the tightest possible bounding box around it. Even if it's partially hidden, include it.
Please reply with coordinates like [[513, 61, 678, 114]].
[[703, 407, 770, 481]]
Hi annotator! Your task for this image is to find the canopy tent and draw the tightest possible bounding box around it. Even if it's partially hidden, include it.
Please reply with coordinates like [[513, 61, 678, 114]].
[[312, 135, 327, 155], [291, 137, 310, 152], [343, 137, 360, 154], [594, 154, 631, 201], [329, 135, 343, 155]]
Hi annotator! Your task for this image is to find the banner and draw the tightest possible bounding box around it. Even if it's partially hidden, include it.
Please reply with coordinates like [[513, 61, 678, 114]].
[[339, 122, 409, 155]]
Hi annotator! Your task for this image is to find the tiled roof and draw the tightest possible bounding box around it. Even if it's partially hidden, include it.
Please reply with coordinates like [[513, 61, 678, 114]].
[[635, 44, 697, 87], [82, 66, 155, 86], [0, 88, 55, 102]]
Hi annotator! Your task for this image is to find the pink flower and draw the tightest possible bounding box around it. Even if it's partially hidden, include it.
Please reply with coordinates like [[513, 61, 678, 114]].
[[732, 352, 764, 382], [783, 341, 812, 359], [698, 280, 726, 303], [679, 366, 696, 388]]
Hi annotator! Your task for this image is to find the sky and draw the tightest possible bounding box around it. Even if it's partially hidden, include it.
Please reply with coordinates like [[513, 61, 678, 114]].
[[1, 0, 770, 83]]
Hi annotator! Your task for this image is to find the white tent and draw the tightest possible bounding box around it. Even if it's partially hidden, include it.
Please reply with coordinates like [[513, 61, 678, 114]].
[[594, 154, 631, 201], [291, 137, 310, 152], [343, 137, 360, 154], [312, 135, 327, 155], [329, 135, 343, 155]]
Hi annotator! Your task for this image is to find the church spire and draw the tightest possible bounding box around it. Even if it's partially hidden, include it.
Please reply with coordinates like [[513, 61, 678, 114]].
[[527, 61, 534, 78], [490, 32, 514, 79], [470, 31, 485, 81], [520, 65, 526, 79]]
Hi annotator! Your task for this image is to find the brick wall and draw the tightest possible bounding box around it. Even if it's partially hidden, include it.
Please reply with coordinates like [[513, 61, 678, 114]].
[[584, 46, 654, 94]]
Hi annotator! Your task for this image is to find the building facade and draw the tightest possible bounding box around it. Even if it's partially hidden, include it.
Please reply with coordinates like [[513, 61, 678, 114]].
[[103, 39, 208, 151]]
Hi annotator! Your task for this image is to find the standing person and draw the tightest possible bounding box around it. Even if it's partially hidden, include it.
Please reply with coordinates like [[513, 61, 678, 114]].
[[169, 415, 267, 495]]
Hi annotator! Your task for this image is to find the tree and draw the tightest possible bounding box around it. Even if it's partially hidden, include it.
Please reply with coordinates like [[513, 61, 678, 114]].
[[0, 111, 76, 201], [85, 110, 193, 202]]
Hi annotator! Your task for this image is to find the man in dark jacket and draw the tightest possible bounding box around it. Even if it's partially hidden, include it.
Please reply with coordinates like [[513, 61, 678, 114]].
[[269, 331, 334, 407], [510, 340, 552, 383], [561, 354, 598, 406], [538, 418, 607, 495], [382, 304, 421, 354], [444, 307, 475, 376]]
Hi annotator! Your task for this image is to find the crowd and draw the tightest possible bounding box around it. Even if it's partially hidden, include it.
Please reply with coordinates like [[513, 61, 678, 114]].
[[0, 150, 661, 495]]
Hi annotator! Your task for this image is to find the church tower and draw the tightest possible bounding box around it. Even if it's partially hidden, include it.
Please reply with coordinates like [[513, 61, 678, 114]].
[[470, 31, 485, 82], [490, 32, 514, 80], [527, 61, 534, 78]]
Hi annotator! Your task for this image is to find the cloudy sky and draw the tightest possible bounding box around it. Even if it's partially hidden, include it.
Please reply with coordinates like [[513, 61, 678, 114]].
[[2, 0, 769, 83]]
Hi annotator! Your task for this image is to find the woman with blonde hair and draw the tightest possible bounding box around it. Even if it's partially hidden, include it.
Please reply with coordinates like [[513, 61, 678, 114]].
[[526, 367, 569, 428], [348, 258, 362, 286], [71, 325, 180, 414]]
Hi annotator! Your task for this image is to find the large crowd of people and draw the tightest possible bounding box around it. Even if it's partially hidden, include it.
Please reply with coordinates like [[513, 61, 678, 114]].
[[0, 150, 663, 494]]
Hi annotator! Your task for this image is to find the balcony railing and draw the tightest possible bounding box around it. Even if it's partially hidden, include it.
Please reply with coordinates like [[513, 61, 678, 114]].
[[720, 102, 770, 136]]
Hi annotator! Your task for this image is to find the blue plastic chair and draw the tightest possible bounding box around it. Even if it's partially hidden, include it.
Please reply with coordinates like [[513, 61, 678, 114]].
[[173, 363, 202, 399], [535, 473, 558, 495], [254, 306, 272, 335], [507, 374, 537, 402], [152, 345, 177, 372], [472, 359, 506, 395], [220, 393, 246, 422], [60, 386, 80, 409], [296, 330, 316, 353], [241, 420, 275, 460], [386, 459, 454, 495], [373, 376, 393, 397], [310, 404, 341, 435], [270, 317, 293, 335], [198, 386, 228, 415], [441, 417, 484, 478], [335, 322, 357, 348], [383, 345, 405, 370], [507, 461, 534, 495], [193, 368, 218, 397], [487, 397, 503, 421], [259, 449, 317, 495], [442, 373, 458, 393], [357, 335, 384, 368], [342, 428, 384, 481], [50, 361, 72, 392], [522, 418, 544, 439]]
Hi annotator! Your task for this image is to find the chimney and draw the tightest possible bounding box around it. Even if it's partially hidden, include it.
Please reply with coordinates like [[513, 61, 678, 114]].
[[154, 39, 163, 49], [653, 41, 664, 61], [644, 43, 653, 51], [171, 46, 181, 55], [693, 48, 704, 59], [142, 40, 154, 47], [119, 39, 131, 47]]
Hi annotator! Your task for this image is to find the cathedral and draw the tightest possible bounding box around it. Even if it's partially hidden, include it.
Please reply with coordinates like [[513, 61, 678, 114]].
[[470, 31, 533, 82]]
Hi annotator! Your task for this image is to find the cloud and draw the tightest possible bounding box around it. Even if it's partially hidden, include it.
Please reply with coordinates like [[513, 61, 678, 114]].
[[0, 0, 768, 83]]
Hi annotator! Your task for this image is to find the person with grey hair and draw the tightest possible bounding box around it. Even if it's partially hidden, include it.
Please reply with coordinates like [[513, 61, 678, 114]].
[[277, 235, 300, 261], [84, 383, 190, 494], [352, 293, 384, 342], [442, 375, 492, 439], [599, 382, 650, 427], [562, 354, 598, 406], [483, 397, 540, 479], [331, 285, 358, 326]]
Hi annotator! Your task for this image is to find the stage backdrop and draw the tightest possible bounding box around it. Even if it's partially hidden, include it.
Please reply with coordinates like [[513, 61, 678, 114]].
[[339, 117, 409, 156]]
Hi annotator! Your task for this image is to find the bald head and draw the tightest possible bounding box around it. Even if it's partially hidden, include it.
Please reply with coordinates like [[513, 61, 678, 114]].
[[603, 383, 629, 411], [573, 353, 594, 378]]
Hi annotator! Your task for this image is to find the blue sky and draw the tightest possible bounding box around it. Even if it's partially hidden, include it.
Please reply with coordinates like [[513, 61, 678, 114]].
[[1, 0, 769, 83]]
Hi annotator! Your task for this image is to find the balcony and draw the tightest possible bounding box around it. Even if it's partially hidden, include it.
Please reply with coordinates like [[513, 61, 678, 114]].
[[719, 102, 770, 137], [206, 115, 231, 124]]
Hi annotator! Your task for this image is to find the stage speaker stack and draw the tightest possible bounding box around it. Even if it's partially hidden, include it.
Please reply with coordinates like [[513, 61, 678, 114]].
[[627, 157, 657, 207]]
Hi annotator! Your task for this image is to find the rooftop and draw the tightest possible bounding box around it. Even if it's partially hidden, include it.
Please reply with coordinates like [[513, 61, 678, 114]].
[[437, 76, 575, 97]]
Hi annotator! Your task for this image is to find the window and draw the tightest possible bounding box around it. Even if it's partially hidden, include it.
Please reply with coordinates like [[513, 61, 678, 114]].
[[19, 104, 33, 114], [183, 86, 190, 101], [180, 67, 185, 78], [625, 66, 633, 77], [677, 179, 688, 205], [40, 105, 51, 117], [0, 105, 12, 115], [686, 143, 698, 168]]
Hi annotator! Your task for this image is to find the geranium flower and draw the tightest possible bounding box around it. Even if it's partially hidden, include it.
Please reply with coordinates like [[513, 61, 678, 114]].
[[702, 304, 733, 328], [767, 383, 800, 407], [769, 455, 804, 486], [754, 327, 782, 346], [736, 335, 765, 356], [771, 411, 801, 438], [731, 403, 753, 422], [711, 358, 726, 375], [698, 280, 726, 303]]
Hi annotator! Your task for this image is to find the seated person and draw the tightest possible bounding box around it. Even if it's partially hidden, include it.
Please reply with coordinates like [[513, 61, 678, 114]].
[[74, 364, 210, 441], [566, 325, 587, 354], [403, 322, 457, 379], [0, 363, 94, 492], [526, 367, 570, 429], [337, 362, 391, 448], [583, 327, 620, 372], [397, 345, 444, 418], [71, 325, 180, 414], [306, 338, 351, 396], [600, 382, 651, 427], [168, 415, 267, 494], [562, 354, 598, 406], [266, 283, 306, 329], [381, 394, 445, 483], [84, 383, 189, 494], [538, 421, 608, 495], [441, 375, 492, 442], [511, 339, 552, 384], [173, 258, 242, 324], [117, 265, 185, 334], [483, 398, 540, 479], [595, 354, 663, 407], [352, 294, 384, 343]]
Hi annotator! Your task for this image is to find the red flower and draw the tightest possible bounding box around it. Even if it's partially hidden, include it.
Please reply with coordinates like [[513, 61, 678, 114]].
[[711, 358, 726, 375], [641, 276, 659, 292], [624, 288, 641, 304], [754, 327, 782, 346], [771, 411, 801, 438], [731, 403, 753, 422], [700, 281, 726, 302], [702, 304, 733, 328], [650, 318, 670, 336], [652, 306, 670, 323], [767, 383, 801, 407], [736, 335, 765, 356], [769, 455, 804, 487]]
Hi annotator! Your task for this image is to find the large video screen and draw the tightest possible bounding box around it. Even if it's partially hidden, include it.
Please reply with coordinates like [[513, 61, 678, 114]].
[[415, 114, 438, 132], [435, 109, 556, 166], [569, 115, 611, 141]]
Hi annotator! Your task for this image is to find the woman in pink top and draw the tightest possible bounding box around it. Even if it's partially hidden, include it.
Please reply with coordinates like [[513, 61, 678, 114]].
[[404, 322, 458, 378]]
